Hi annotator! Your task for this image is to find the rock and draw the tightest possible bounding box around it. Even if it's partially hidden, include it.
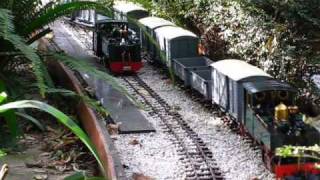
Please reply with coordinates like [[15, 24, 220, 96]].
[[107, 123, 120, 135], [33, 174, 48, 180], [129, 139, 140, 146], [132, 173, 153, 180]]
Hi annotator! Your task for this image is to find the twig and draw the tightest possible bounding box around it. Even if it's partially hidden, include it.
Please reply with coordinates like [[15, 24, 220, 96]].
[[0, 164, 8, 180]]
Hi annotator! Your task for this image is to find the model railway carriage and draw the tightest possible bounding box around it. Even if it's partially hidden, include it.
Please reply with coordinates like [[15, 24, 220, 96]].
[[138, 16, 175, 60], [154, 26, 199, 66], [93, 19, 142, 74]]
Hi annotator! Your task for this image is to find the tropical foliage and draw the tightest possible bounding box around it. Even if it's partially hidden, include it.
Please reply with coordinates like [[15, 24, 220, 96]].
[[0, 91, 104, 171], [147, 0, 320, 94], [276, 145, 320, 161], [0, 0, 121, 178], [0, 1, 115, 97]]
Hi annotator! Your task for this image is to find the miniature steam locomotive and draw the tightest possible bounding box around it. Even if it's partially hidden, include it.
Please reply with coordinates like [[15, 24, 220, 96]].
[[93, 18, 142, 74]]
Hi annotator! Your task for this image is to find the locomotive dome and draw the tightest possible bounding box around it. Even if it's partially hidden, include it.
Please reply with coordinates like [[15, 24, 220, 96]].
[[211, 59, 271, 81]]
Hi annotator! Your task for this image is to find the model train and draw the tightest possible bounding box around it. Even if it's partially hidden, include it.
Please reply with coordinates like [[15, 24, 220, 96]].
[[71, 1, 320, 179], [69, 2, 146, 74]]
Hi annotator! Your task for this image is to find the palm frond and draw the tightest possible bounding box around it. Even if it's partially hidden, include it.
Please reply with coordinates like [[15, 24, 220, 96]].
[[49, 53, 126, 95], [0, 0, 43, 36], [27, 27, 52, 44], [24, 1, 113, 36], [0, 8, 47, 97], [45, 87, 109, 116], [46, 52, 143, 108]]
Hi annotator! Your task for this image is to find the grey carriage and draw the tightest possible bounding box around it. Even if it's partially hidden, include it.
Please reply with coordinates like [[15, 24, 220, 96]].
[[172, 57, 213, 86], [210, 59, 271, 122], [190, 69, 213, 100], [113, 2, 149, 20], [154, 26, 199, 66], [138, 17, 175, 58]]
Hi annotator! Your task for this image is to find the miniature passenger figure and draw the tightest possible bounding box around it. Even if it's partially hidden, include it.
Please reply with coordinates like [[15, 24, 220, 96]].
[[112, 27, 120, 38], [288, 106, 299, 125], [120, 25, 128, 40]]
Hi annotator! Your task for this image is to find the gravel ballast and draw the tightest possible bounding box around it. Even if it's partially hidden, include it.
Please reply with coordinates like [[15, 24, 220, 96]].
[[60, 21, 275, 180]]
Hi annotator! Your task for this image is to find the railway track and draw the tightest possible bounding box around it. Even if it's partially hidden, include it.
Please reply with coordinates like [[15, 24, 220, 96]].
[[120, 75, 224, 180], [63, 20, 263, 178]]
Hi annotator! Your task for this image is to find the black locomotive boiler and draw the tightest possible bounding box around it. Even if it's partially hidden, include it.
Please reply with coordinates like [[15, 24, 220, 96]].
[[93, 19, 142, 74]]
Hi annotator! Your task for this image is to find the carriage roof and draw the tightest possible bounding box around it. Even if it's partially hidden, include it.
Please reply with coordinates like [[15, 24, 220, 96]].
[[211, 59, 271, 81], [154, 26, 197, 41], [243, 80, 297, 94], [139, 17, 175, 29]]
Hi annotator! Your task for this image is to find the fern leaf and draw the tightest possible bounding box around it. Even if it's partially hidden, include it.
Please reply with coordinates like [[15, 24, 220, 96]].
[[45, 87, 109, 116], [0, 9, 47, 97], [49, 53, 125, 93]]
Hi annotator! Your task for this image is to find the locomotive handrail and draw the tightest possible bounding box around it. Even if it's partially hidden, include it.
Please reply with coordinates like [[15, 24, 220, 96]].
[[255, 114, 269, 128]]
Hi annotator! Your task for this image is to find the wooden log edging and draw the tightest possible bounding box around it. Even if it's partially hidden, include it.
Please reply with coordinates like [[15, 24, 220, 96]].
[[41, 39, 126, 180]]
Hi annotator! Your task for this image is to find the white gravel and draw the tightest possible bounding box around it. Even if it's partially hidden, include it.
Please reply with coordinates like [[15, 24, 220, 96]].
[[59, 20, 275, 180], [136, 65, 275, 180], [111, 100, 186, 179], [113, 133, 184, 179], [312, 75, 320, 89]]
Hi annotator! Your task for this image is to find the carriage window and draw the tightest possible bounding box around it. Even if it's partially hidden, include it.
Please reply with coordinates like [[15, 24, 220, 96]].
[[255, 92, 266, 102], [278, 91, 289, 101]]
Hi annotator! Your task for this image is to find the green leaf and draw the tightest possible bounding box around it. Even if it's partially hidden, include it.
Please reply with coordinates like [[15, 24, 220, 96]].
[[15, 111, 45, 131], [0, 100, 104, 172], [0, 9, 47, 97], [0, 149, 6, 158], [0, 90, 18, 138], [0, 92, 7, 104], [45, 87, 109, 116], [64, 172, 85, 180], [64, 171, 105, 180], [2, 109, 18, 138], [48, 53, 144, 109]]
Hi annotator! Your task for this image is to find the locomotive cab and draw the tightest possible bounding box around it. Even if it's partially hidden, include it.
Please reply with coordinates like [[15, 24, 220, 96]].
[[93, 19, 142, 74], [243, 80, 320, 178], [243, 80, 317, 146]]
